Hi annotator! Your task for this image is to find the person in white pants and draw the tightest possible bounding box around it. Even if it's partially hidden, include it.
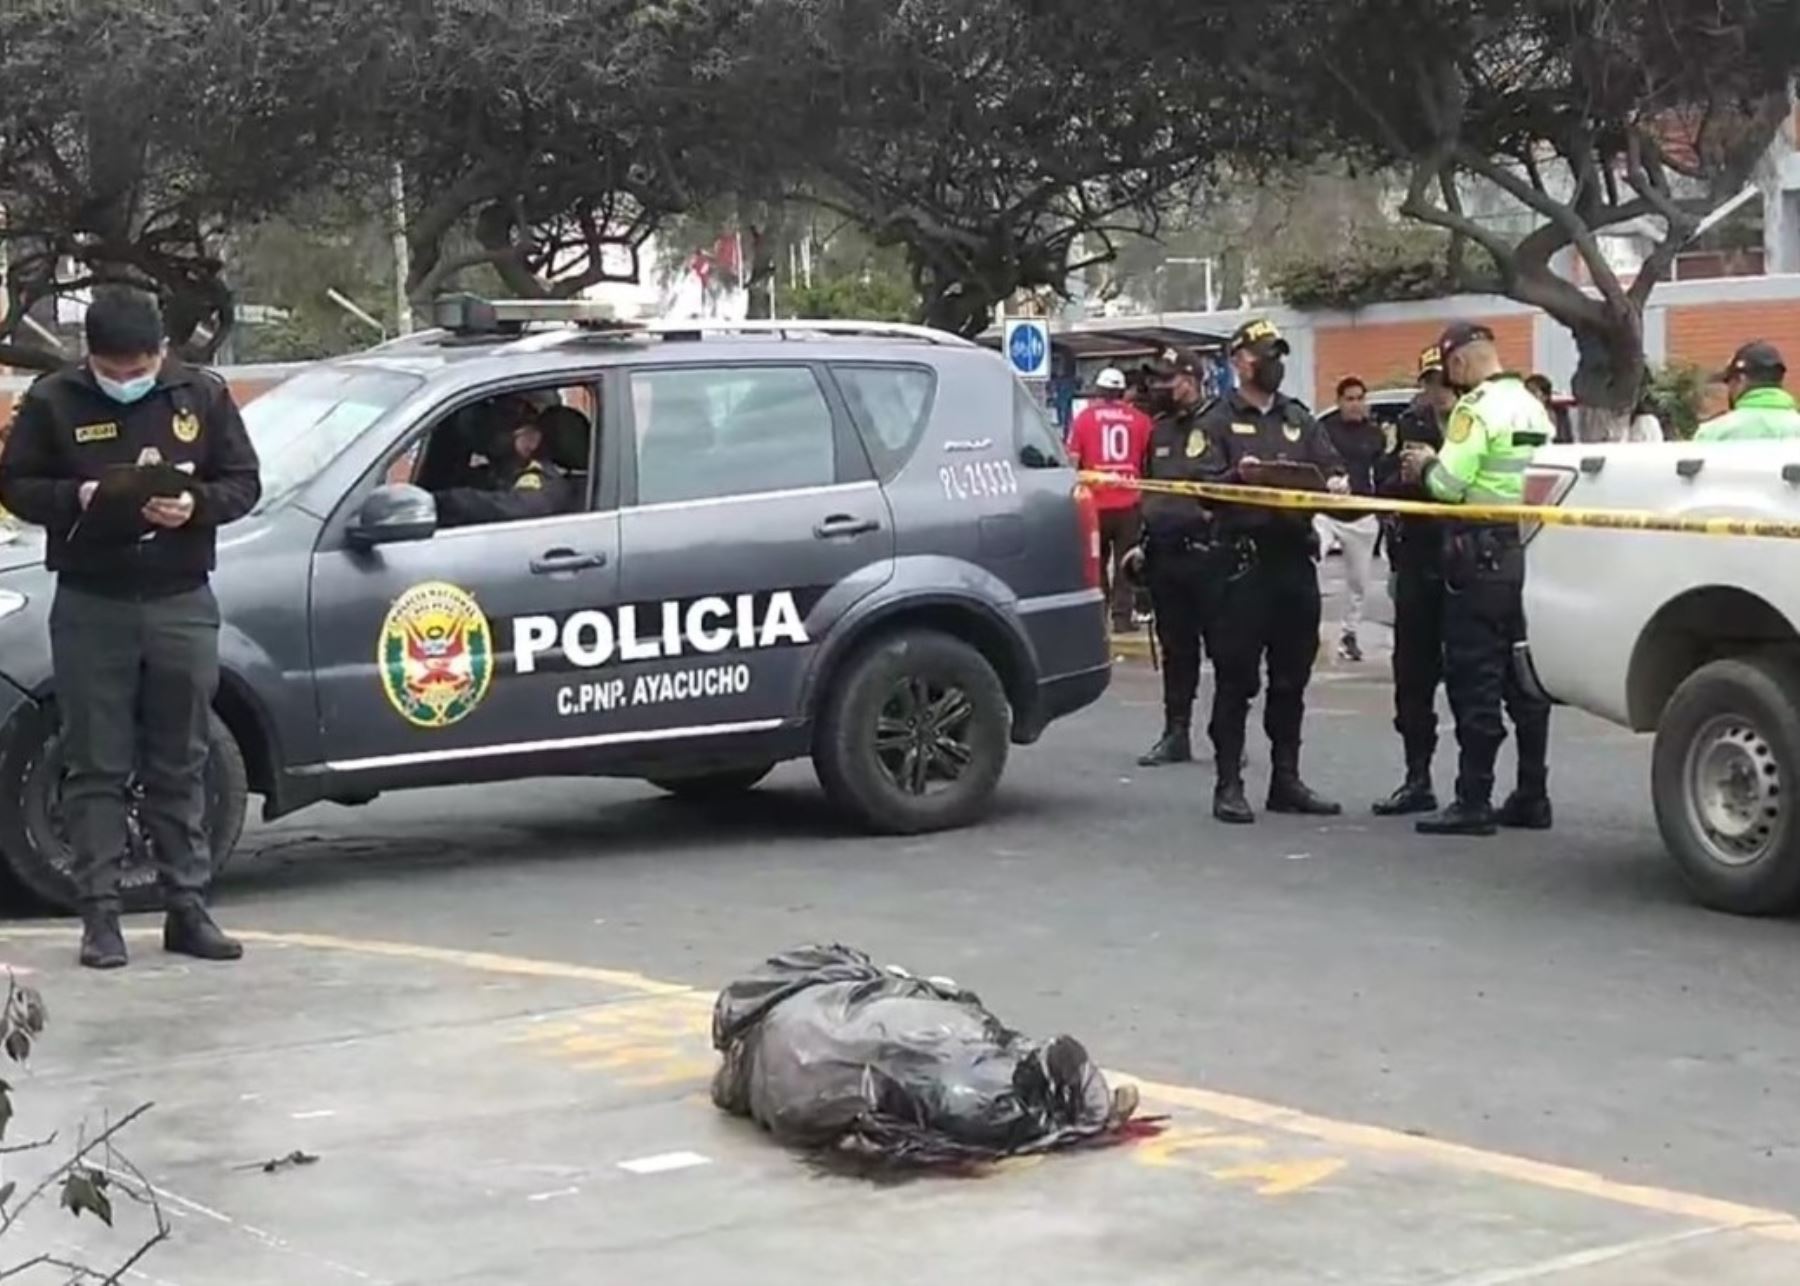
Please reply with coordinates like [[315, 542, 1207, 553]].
[[1317, 376, 1388, 662]]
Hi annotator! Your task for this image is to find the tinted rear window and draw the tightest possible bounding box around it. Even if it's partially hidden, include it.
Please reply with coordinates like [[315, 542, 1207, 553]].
[[1014, 382, 1068, 469], [831, 364, 937, 478]]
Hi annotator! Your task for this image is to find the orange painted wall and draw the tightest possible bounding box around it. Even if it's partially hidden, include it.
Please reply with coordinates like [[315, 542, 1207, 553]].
[[1665, 300, 1800, 381], [1313, 314, 1533, 406]]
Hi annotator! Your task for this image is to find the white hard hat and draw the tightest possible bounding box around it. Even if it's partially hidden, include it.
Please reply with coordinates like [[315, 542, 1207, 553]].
[[1096, 367, 1127, 391]]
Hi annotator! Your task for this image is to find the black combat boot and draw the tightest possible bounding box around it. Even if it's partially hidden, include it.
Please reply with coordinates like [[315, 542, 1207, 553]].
[[1496, 792, 1554, 830], [164, 903, 244, 962], [1266, 747, 1342, 816], [79, 905, 128, 971], [1374, 753, 1438, 816], [1138, 720, 1193, 768], [1213, 768, 1256, 825], [1415, 799, 1498, 837]]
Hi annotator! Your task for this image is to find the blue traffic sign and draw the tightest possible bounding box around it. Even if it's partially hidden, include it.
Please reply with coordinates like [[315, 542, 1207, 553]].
[[1004, 319, 1050, 379]]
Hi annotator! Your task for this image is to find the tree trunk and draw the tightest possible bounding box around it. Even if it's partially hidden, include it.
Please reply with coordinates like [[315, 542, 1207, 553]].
[[910, 251, 1000, 338], [1564, 310, 1645, 443], [1215, 248, 1246, 312], [918, 284, 995, 338]]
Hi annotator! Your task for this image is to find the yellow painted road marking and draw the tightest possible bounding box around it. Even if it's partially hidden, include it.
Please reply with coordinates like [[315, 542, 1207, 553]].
[[8, 925, 1800, 1240], [1117, 1075, 1800, 1242], [1211, 1158, 1347, 1197], [1135, 1126, 1270, 1167]]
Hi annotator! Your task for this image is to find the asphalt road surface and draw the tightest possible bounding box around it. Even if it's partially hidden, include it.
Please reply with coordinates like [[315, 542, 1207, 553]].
[[7, 646, 1800, 1282]]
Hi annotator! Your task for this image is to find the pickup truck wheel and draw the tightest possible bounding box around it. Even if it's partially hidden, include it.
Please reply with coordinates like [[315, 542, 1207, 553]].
[[813, 630, 1010, 834], [647, 764, 776, 799], [1653, 657, 1800, 916], [0, 701, 248, 914]]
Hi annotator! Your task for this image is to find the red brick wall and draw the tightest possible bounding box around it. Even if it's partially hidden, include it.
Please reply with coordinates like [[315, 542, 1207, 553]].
[[1313, 314, 1533, 406], [1665, 301, 1800, 382]]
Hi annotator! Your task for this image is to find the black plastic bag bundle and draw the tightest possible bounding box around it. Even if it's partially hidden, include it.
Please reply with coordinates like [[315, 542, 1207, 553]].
[[711, 944, 1141, 1165]]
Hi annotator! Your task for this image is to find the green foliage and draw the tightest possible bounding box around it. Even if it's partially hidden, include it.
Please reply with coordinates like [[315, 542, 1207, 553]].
[[1265, 228, 1498, 312], [783, 273, 919, 323], [1646, 362, 1710, 440]]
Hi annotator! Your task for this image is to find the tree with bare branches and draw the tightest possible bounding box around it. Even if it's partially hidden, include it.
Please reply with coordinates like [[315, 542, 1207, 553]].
[[757, 0, 1273, 336], [0, 0, 387, 370], [1241, 0, 1800, 437], [368, 0, 801, 305]]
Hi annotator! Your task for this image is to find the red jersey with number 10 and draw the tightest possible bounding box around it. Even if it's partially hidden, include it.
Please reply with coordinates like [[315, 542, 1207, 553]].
[[1066, 400, 1152, 511]]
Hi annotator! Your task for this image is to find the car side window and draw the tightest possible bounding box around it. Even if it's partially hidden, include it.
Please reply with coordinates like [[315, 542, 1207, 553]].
[[381, 383, 598, 526], [630, 366, 836, 506], [832, 364, 936, 480], [1014, 382, 1068, 469]]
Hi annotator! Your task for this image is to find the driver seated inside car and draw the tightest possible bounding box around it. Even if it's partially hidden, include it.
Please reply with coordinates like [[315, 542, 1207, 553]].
[[434, 394, 573, 527]]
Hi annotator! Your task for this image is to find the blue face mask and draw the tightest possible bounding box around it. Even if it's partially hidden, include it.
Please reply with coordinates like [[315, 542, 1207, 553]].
[[94, 370, 158, 405]]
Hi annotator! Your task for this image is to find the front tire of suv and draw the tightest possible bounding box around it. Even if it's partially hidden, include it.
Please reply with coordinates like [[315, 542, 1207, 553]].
[[1653, 656, 1800, 916], [0, 701, 249, 914], [814, 630, 1010, 834]]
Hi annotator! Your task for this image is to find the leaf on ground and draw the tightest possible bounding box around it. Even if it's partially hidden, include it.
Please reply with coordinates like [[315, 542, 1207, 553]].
[[19, 988, 46, 1035], [61, 1169, 114, 1227], [261, 1149, 321, 1174], [0, 1082, 11, 1142], [2, 1029, 30, 1065], [0, 1179, 14, 1209]]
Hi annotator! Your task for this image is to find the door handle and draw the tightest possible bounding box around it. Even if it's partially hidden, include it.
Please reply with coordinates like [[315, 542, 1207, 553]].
[[530, 547, 608, 575], [813, 514, 881, 540]]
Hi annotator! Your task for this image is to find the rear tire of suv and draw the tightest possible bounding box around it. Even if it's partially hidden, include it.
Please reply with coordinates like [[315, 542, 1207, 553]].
[[1653, 656, 1800, 916], [647, 764, 776, 800], [814, 630, 1010, 834], [0, 701, 249, 914]]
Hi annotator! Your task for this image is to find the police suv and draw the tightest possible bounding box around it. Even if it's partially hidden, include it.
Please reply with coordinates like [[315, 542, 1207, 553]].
[[0, 300, 1110, 910]]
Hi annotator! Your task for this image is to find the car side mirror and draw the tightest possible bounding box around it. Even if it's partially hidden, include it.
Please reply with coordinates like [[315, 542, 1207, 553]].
[[348, 483, 438, 546]]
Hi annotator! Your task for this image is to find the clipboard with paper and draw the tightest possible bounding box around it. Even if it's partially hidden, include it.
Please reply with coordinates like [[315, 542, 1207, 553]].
[[82, 463, 195, 539]]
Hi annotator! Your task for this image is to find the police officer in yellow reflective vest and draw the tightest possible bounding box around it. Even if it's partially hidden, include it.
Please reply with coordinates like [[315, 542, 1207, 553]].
[[1400, 323, 1553, 837]]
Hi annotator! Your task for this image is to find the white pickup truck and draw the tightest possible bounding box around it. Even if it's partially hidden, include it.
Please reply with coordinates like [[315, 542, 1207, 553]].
[[1522, 441, 1800, 915]]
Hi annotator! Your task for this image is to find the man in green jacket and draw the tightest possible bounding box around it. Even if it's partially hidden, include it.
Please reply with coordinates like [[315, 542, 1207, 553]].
[[1695, 342, 1800, 442]]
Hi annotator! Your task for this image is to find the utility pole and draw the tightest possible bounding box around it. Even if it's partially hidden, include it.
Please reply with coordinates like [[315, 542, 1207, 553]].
[[390, 162, 413, 335]]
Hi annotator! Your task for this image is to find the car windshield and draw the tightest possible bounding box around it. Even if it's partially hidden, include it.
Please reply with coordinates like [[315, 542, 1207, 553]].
[[247, 366, 423, 511]]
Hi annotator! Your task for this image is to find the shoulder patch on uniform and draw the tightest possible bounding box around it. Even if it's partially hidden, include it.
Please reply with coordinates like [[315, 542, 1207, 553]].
[[74, 421, 119, 444], [514, 471, 544, 492], [1185, 428, 1207, 458], [1446, 405, 1475, 444]]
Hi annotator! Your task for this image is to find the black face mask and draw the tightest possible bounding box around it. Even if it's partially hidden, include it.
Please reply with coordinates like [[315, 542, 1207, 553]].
[[1249, 357, 1285, 394], [1145, 385, 1178, 416]]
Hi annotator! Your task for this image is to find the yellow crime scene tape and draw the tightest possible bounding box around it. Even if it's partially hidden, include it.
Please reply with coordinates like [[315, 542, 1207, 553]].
[[1078, 472, 1800, 542]]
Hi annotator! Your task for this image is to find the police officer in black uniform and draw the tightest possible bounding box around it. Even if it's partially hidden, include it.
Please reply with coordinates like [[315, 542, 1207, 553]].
[[1135, 348, 1216, 766], [1370, 345, 1456, 815], [1194, 319, 1349, 824], [435, 394, 573, 527], [0, 287, 260, 969]]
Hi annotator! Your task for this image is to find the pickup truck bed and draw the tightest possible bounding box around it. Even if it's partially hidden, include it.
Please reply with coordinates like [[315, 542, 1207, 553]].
[[1524, 442, 1800, 915]]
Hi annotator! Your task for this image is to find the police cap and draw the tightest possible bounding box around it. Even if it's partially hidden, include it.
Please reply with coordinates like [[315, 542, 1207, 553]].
[[1229, 318, 1290, 357], [1146, 346, 1202, 379], [1436, 321, 1495, 366], [1716, 340, 1786, 383]]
